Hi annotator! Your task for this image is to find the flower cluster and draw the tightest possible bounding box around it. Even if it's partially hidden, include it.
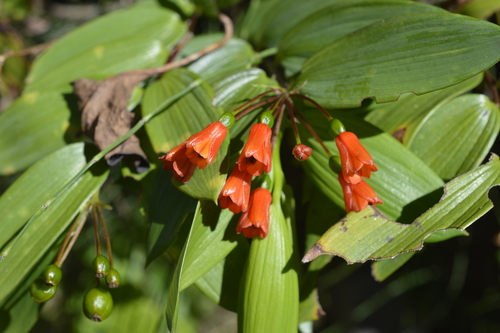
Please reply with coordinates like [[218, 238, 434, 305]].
[[333, 126, 383, 213]]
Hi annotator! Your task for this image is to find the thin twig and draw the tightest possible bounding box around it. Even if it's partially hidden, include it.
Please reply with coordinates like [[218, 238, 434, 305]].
[[57, 207, 90, 266], [0, 41, 53, 65], [96, 206, 113, 267], [92, 205, 101, 256], [290, 94, 333, 121], [294, 108, 332, 156], [234, 95, 280, 120], [284, 98, 301, 144], [272, 103, 286, 149]]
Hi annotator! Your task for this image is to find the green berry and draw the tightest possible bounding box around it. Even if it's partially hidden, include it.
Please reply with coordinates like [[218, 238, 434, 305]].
[[92, 255, 110, 278], [105, 269, 121, 288], [30, 278, 57, 303], [259, 111, 274, 128], [82, 287, 113, 322], [43, 264, 62, 286]]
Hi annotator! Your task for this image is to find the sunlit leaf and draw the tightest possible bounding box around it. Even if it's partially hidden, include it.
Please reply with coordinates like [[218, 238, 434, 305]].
[[458, 0, 500, 19], [296, 13, 500, 108]]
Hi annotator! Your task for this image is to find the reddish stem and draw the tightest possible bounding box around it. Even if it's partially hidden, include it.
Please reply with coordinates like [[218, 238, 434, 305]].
[[290, 94, 333, 121], [294, 109, 332, 156], [235, 95, 280, 120]]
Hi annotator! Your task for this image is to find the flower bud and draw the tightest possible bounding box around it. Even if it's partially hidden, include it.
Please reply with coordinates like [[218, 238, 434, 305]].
[[328, 119, 346, 138], [259, 111, 275, 128], [83, 287, 113, 322], [292, 144, 312, 161], [218, 112, 235, 128], [105, 269, 121, 288], [92, 255, 110, 278], [43, 264, 62, 286], [30, 278, 57, 303]]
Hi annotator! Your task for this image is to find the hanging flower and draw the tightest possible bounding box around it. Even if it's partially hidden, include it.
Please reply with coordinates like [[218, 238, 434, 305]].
[[218, 167, 253, 214], [237, 123, 272, 176], [159, 145, 196, 183], [292, 144, 312, 161], [236, 188, 272, 239], [335, 131, 378, 184], [338, 174, 383, 213]]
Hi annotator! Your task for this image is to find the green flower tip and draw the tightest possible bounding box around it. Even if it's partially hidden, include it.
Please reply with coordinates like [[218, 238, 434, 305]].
[[328, 119, 346, 138], [219, 112, 235, 128], [329, 156, 342, 174], [259, 111, 275, 128]]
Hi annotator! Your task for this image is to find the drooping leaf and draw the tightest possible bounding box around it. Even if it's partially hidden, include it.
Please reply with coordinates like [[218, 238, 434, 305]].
[[0, 90, 78, 175], [458, 0, 500, 19], [142, 68, 228, 201], [24, 1, 186, 92], [166, 201, 243, 331], [0, 143, 109, 302], [278, 0, 444, 76], [303, 154, 500, 264], [365, 74, 483, 143], [407, 94, 500, 180], [296, 13, 500, 108]]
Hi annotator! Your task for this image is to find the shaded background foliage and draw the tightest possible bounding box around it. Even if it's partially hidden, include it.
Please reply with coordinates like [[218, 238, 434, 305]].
[[1, 0, 500, 332]]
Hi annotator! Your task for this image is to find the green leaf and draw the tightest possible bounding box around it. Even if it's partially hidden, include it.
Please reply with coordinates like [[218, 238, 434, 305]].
[[166, 201, 243, 331], [0, 293, 39, 333], [365, 74, 483, 143], [238, 135, 299, 333], [407, 94, 500, 180], [298, 109, 444, 221], [24, 2, 186, 92], [142, 68, 228, 201], [0, 143, 109, 302], [296, 13, 500, 108], [458, 0, 500, 19], [143, 168, 197, 265], [0, 90, 78, 175], [371, 252, 416, 282], [303, 154, 500, 264], [278, 0, 444, 77]]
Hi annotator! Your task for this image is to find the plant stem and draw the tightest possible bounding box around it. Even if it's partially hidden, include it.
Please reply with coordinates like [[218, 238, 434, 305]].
[[284, 98, 301, 144], [92, 205, 101, 256], [294, 109, 332, 157], [96, 206, 113, 267], [290, 94, 333, 121], [57, 207, 91, 266], [234, 95, 280, 120]]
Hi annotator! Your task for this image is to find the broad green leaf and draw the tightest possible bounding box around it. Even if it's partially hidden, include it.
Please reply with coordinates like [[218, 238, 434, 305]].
[[408, 94, 500, 180], [24, 2, 186, 92], [365, 74, 483, 143], [0, 90, 78, 175], [298, 109, 444, 221], [238, 135, 299, 333], [166, 201, 243, 331], [142, 68, 228, 201], [0, 293, 39, 333], [296, 13, 500, 108], [458, 0, 500, 19], [278, 0, 444, 77], [180, 34, 256, 84], [303, 154, 500, 264], [0, 143, 109, 302], [143, 168, 197, 265], [194, 239, 249, 312]]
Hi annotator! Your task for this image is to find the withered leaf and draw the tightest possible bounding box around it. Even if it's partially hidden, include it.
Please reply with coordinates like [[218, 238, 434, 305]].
[[72, 72, 150, 173]]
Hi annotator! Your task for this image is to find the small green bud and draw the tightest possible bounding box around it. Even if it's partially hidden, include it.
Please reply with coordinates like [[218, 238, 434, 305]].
[[259, 111, 274, 128], [30, 278, 57, 303], [92, 255, 110, 278], [83, 287, 113, 322], [328, 119, 346, 138], [43, 264, 62, 286], [105, 269, 121, 288], [329, 156, 342, 174], [218, 112, 235, 128]]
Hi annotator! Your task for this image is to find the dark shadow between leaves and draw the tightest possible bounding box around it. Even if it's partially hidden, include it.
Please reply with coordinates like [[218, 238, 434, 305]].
[[398, 187, 444, 224]]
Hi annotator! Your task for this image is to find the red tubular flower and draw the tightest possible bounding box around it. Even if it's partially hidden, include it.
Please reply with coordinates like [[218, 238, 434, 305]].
[[184, 122, 227, 169], [335, 131, 378, 184], [218, 167, 253, 214], [236, 188, 272, 239], [237, 123, 272, 176], [338, 174, 383, 213], [159, 145, 196, 183], [293, 144, 312, 161]]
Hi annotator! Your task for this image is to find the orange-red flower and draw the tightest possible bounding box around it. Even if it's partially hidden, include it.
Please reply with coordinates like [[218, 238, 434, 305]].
[[335, 131, 378, 184], [159, 144, 196, 183], [293, 144, 312, 161], [237, 123, 272, 176], [218, 167, 253, 214], [236, 188, 272, 239], [338, 174, 383, 213], [159, 122, 227, 182]]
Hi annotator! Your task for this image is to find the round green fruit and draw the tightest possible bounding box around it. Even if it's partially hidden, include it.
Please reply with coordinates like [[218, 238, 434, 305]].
[[43, 264, 62, 286], [105, 269, 121, 288], [30, 278, 57, 303], [92, 255, 110, 278], [82, 287, 113, 322]]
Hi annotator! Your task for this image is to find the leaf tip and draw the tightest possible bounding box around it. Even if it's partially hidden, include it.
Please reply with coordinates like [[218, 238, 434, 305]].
[[302, 244, 331, 263]]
